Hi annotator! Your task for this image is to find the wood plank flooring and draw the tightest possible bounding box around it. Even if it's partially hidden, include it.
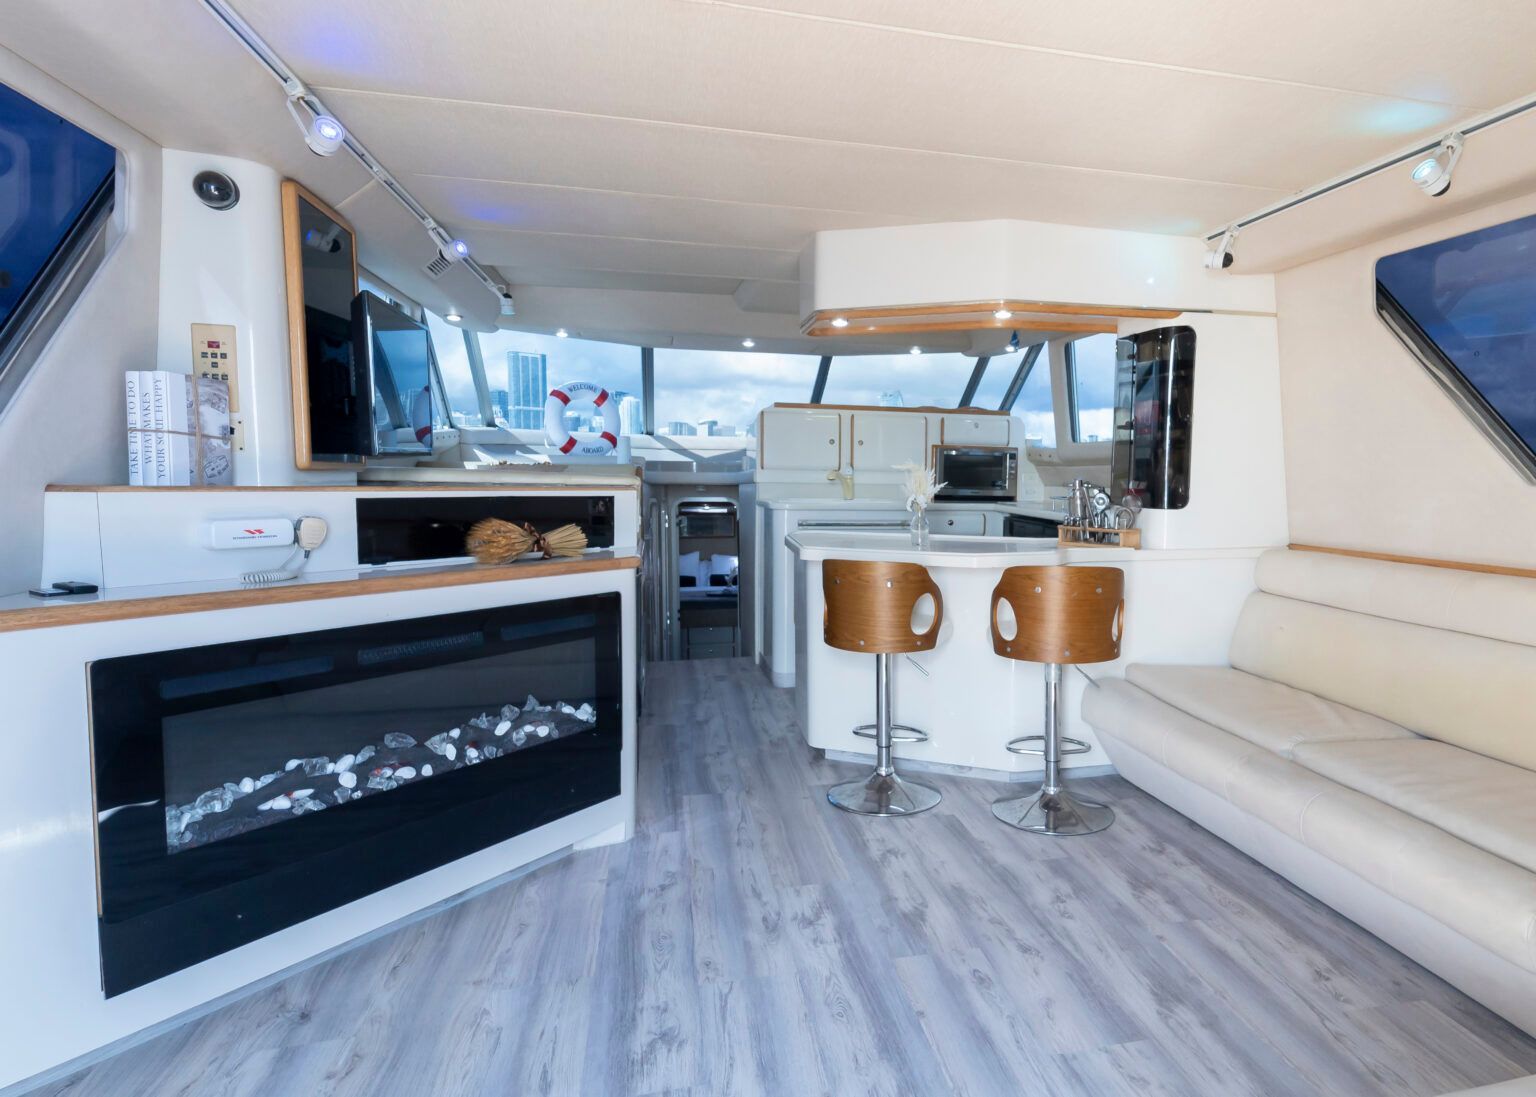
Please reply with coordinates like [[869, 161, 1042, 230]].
[[33, 658, 1536, 1096]]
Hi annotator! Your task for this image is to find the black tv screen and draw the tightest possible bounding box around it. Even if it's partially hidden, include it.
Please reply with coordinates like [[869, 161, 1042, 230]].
[[351, 291, 436, 457]]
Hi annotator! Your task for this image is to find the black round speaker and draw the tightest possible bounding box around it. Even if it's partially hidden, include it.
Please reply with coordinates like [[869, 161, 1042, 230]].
[[192, 170, 240, 211]]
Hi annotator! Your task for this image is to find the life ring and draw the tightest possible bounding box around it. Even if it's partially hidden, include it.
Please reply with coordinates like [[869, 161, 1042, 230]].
[[544, 380, 620, 455]]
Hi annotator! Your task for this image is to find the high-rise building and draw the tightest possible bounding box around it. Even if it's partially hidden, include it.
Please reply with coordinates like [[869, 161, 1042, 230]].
[[613, 391, 642, 436], [506, 351, 548, 430], [664, 420, 698, 436], [879, 389, 904, 407], [489, 388, 511, 426], [697, 418, 719, 437]]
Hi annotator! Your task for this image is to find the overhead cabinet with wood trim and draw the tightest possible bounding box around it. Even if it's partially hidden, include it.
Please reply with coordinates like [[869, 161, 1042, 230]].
[[758, 407, 842, 470], [940, 413, 1011, 447], [850, 412, 927, 468]]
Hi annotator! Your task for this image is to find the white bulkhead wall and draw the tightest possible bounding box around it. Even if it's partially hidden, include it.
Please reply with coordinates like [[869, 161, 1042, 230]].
[[157, 149, 353, 486]]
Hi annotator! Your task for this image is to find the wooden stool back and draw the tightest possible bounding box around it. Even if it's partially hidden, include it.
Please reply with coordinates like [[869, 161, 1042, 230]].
[[823, 559, 943, 655], [990, 566, 1123, 665]]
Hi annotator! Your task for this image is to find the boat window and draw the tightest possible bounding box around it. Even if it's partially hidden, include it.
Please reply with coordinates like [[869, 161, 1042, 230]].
[[819, 351, 975, 409], [0, 81, 117, 410], [424, 311, 485, 427], [652, 347, 819, 437], [1376, 213, 1536, 477], [476, 329, 645, 434], [965, 351, 1013, 410], [1065, 333, 1117, 443], [1010, 348, 1056, 447]]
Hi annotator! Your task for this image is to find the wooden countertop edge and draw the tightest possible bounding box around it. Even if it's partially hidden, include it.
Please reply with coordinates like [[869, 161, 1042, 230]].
[[46, 482, 638, 493], [0, 556, 640, 633]]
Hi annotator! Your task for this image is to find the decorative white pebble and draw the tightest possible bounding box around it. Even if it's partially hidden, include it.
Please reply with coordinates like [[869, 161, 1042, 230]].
[[238, 777, 255, 794], [421, 764, 433, 777], [284, 759, 302, 772], [395, 766, 416, 780], [494, 720, 511, 737], [338, 771, 357, 789], [335, 754, 355, 773]]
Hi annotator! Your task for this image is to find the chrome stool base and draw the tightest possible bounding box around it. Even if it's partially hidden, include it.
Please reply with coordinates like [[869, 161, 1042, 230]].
[[830, 770, 941, 817], [992, 786, 1114, 836]]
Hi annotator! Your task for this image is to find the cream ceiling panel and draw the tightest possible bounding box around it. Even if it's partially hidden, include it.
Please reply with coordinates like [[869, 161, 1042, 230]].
[[403, 175, 917, 250], [716, 0, 1536, 107], [240, 0, 1473, 189], [495, 268, 748, 295], [462, 229, 800, 282], [322, 90, 1281, 234]]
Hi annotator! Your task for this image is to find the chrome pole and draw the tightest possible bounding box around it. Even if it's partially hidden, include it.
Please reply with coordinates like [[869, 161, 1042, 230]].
[[874, 653, 893, 776], [1041, 663, 1062, 793]]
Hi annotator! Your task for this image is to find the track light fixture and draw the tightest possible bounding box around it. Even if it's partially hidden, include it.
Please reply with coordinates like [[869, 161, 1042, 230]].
[[1204, 225, 1239, 270], [282, 79, 345, 156], [1411, 133, 1464, 197]]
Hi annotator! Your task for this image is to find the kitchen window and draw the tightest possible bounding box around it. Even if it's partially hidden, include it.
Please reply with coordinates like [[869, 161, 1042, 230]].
[[1065, 333, 1117, 444]]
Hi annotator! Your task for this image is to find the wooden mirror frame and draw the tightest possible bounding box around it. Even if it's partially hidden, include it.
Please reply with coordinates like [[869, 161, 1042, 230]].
[[280, 180, 360, 470]]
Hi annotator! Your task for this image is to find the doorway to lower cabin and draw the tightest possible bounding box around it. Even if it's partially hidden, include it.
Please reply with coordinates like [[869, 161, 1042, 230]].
[[674, 498, 739, 660]]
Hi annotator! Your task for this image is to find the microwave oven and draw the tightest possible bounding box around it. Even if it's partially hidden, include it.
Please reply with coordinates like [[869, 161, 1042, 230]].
[[933, 445, 1018, 501]]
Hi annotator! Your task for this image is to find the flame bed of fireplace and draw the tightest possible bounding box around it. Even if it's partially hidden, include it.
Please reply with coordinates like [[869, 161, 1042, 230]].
[[164, 694, 597, 853]]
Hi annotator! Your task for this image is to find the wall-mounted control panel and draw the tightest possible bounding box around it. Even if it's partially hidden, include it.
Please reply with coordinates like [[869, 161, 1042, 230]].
[[191, 323, 245, 452]]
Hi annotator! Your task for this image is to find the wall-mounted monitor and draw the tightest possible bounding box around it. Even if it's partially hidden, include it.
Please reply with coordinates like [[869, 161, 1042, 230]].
[[352, 291, 435, 457]]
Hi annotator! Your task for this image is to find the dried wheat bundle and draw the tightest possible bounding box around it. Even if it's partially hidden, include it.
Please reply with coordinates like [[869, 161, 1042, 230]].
[[466, 518, 588, 564]]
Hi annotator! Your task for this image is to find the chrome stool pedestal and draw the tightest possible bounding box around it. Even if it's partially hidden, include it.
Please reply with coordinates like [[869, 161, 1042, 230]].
[[988, 565, 1124, 837], [828, 652, 940, 817], [821, 559, 944, 818], [991, 664, 1113, 835]]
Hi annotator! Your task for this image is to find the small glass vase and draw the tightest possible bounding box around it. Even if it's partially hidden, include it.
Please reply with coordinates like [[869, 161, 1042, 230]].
[[909, 506, 931, 549]]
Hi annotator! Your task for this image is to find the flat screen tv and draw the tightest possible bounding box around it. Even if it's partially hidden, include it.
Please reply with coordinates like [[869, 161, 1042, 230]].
[[351, 291, 436, 457]]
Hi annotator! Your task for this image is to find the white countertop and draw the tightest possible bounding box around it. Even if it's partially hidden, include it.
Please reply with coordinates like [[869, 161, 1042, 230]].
[[759, 496, 1063, 520], [786, 530, 1270, 568]]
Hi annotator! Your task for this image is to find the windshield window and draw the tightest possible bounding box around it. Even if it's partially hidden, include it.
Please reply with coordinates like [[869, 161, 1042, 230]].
[[652, 348, 819, 436], [476, 330, 645, 434], [821, 351, 976, 408]]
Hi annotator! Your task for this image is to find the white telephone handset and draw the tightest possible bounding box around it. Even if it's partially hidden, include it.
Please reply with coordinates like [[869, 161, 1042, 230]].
[[241, 517, 328, 585]]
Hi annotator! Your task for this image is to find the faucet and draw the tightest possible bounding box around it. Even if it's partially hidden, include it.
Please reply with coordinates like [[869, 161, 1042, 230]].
[[828, 463, 854, 500]]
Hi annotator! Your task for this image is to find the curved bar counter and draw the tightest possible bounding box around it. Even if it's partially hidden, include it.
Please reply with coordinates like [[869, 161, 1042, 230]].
[[787, 531, 1264, 779]]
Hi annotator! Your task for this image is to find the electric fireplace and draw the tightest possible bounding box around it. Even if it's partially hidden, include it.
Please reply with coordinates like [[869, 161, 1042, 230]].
[[88, 594, 621, 996]]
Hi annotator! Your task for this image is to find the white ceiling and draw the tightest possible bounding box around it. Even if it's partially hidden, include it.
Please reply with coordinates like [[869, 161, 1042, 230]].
[[6, 0, 1536, 342]]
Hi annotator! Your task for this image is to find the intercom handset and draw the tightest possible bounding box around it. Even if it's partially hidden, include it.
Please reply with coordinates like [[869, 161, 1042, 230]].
[[233, 516, 329, 585]]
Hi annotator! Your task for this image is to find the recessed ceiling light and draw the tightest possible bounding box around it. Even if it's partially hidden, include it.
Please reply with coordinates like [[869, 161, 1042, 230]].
[[993, 308, 1013, 321], [444, 310, 462, 322], [909, 346, 921, 355], [830, 317, 849, 328], [741, 338, 756, 348], [555, 328, 569, 338]]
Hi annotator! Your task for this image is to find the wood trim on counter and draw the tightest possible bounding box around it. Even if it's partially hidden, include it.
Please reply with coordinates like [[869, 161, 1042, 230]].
[[0, 556, 640, 634], [1288, 542, 1536, 580], [46, 482, 639, 493]]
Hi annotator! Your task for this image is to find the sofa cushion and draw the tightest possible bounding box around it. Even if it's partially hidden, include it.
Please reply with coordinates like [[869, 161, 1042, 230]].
[[1124, 664, 1416, 759], [1084, 678, 1536, 976], [1230, 549, 1536, 772], [1293, 739, 1536, 878]]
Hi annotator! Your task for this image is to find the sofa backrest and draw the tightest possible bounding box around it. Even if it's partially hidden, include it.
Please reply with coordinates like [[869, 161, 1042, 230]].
[[1230, 548, 1536, 772]]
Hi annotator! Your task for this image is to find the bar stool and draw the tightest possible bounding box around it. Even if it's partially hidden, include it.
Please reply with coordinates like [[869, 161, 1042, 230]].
[[989, 565, 1124, 835], [823, 559, 944, 817]]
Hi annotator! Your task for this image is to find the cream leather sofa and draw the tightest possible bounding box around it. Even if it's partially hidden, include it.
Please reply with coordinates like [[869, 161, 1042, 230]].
[[1083, 547, 1536, 1038]]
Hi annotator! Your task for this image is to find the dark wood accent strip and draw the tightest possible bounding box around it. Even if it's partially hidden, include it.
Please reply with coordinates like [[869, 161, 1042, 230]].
[[0, 556, 639, 634], [1287, 542, 1536, 580]]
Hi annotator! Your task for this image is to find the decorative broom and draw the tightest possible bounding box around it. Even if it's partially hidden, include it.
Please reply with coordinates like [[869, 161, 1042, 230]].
[[466, 519, 588, 564]]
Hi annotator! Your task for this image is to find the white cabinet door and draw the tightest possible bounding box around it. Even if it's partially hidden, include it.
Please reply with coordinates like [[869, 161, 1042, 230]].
[[933, 510, 986, 535], [759, 408, 842, 469], [850, 412, 928, 469], [941, 414, 1011, 446]]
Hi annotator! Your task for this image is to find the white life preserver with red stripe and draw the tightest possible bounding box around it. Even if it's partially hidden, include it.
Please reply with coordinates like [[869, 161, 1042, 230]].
[[544, 380, 621, 456]]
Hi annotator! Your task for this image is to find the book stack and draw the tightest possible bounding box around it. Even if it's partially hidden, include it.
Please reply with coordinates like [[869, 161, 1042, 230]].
[[125, 371, 234, 486]]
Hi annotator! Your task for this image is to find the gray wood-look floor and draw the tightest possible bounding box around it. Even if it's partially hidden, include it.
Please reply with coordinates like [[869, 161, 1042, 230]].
[[34, 658, 1536, 1097]]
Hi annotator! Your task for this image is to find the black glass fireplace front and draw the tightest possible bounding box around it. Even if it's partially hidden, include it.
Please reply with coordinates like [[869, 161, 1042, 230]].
[[88, 593, 622, 996]]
